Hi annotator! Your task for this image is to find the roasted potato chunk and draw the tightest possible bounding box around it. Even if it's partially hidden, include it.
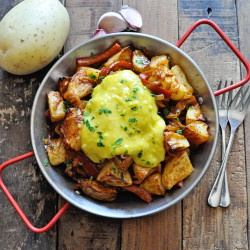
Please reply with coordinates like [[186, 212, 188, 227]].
[[104, 46, 132, 67], [171, 65, 193, 94], [132, 50, 150, 73], [64, 70, 93, 104], [47, 138, 66, 166], [162, 151, 194, 190], [183, 121, 209, 147], [77, 180, 117, 201], [76, 66, 100, 82], [164, 131, 189, 153], [150, 55, 170, 69], [114, 155, 133, 172], [97, 160, 132, 186], [186, 105, 205, 125], [47, 91, 66, 122], [60, 108, 82, 151], [58, 77, 70, 97], [133, 163, 161, 184], [140, 173, 165, 195]]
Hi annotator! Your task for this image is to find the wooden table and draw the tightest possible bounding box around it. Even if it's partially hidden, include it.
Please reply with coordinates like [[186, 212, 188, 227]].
[[0, 0, 249, 249]]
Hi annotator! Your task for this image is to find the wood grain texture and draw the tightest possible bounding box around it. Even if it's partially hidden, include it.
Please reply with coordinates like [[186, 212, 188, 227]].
[[236, 0, 250, 248], [121, 1, 181, 250], [0, 1, 57, 249], [57, 1, 122, 250], [178, 0, 248, 249]]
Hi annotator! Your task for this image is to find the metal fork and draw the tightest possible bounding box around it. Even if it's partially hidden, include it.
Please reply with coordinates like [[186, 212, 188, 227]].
[[215, 81, 232, 207], [208, 85, 250, 207]]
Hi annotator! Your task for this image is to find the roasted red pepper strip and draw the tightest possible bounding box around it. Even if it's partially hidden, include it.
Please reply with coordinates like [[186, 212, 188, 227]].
[[122, 185, 152, 203], [76, 153, 99, 178], [139, 74, 172, 98], [76, 43, 122, 66]]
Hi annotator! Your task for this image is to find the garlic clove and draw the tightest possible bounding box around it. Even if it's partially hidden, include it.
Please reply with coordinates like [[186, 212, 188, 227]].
[[119, 5, 142, 30], [93, 29, 108, 38], [97, 12, 128, 33]]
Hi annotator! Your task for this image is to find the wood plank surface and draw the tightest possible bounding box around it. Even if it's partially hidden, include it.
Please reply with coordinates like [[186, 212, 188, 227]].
[[0, 1, 57, 249], [178, 0, 248, 249], [236, 0, 250, 248]]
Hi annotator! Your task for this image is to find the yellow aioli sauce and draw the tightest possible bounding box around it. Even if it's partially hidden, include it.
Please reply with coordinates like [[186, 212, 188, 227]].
[[80, 70, 166, 167]]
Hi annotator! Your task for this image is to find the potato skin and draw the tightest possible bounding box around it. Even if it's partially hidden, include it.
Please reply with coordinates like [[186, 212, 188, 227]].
[[0, 0, 70, 75]]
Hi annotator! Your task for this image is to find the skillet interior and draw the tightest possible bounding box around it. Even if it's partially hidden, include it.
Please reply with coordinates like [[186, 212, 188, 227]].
[[31, 33, 218, 218]]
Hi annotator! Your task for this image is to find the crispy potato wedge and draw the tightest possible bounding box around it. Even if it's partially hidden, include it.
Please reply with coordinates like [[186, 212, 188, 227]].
[[64, 70, 93, 104], [133, 163, 161, 184], [77, 180, 117, 202], [162, 151, 194, 190], [47, 91, 66, 122], [150, 55, 170, 69], [114, 155, 133, 172], [132, 50, 150, 73], [97, 160, 132, 186], [47, 138, 66, 166], [183, 121, 209, 147], [140, 173, 165, 195], [60, 108, 82, 151], [186, 105, 205, 125], [104, 46, 132, 67], [171, 65, 193, 94], [164, 131, 190, 153]]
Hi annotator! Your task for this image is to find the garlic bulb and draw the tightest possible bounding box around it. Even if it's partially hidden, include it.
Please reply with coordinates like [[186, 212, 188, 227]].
[[93, 29, 108, 38], [119, 5, 143, 30], [97, 12, 128, 33]]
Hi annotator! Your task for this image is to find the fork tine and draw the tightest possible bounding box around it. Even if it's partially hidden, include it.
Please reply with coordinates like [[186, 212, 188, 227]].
[[235, 85, 249, 110], [242, 86, 250, 113], [221, 81, 227, 107], [229, 87, 242, 109]]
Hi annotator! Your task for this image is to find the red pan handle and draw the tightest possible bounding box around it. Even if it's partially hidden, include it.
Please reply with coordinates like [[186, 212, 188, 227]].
[[176, 19, 250, 96], [0, 151, 70, 233]]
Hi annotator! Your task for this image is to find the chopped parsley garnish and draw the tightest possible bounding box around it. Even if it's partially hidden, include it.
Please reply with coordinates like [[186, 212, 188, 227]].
[[78, 162, 83, 166], [89, 176, 93, 183], [85, 119, 95, 132], [83, 111, 89, 117], [146, 161, 151, 166], [176, 129, 183, 135], [121, 79, 125, 83], [163, 107, 168, 116], [124, 150, 128, 154], [111, 166, 117, 174], [137, 150, 144, 158], [99, 76, 105, 82], [136, 59, 146, 64], [128, 133, 132, 137], [120, 113, 125, 116], [97, 131, 104, 147], [124, 127, 128, 131], [64, 160, 73, 167], [125, 98, 132, 102], [114, 138, 123, 145], [44, 159, 49, 166], [173, 117, 179, 120], [89, 73, 97, 81], [99, 107, 112, 114], [131, 106, 138, 111], [189, 105, 194, 109], [97, 142, 105, 147], [151, 94, 157, 97], [121, 172, 124, 180], [63, 100, 70, 112], [129, 118, 137, 122]]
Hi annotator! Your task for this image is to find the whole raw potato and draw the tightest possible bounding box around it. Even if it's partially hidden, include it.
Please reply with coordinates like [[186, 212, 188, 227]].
[[0, 0, 70, 75]]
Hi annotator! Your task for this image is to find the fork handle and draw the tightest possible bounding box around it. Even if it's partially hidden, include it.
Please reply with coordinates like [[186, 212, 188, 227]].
[[220, 129, 231, 207], [208, 130, 235, 207]]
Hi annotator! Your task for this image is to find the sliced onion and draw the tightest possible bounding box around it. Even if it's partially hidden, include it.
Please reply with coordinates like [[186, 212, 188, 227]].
[[154, 94, 165, 100], [97, 12, 128, 33], [93, 29, 108, 38], [119, 5, 143, 30]]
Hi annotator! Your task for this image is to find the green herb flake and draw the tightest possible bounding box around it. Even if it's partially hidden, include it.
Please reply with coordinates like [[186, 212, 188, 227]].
[[121, 172, 124, 180], [137, 150, 144, 158], [64, 160, 73, 167], [85, 119, 95, 132], [163, 107, 168, 116], [125, 98, 132, 102], [83, 111, 89, 117], [114, 138, 123, 145], [97, 142, 105, 147], [89, 176, 93, 183], [63, 100, 70, 112], [99, 107, 112, 114], [90, 52, 95, 57], [124, 127, 128, 131], [189, 105, 194, 109], [129, 118, 137, 123], [128, 133, 132, 137], [151, 94, 157, 97], [111, 166, 117, 174], [78, 162, 83, 166], [44, 159, 49, 167], [120, 113, 125, 116], [90, 73, 97, 81], [131, 106, 138, 111], [176, 129, 183, 135], [173, 117, 179, 120], [124, 150, 128, 154], [136, 59, 146, 64], [146, 161, 151, 166]]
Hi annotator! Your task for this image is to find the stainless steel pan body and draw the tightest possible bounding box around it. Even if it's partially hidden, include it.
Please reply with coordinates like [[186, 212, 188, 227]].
[[30, 33, 218, 218]]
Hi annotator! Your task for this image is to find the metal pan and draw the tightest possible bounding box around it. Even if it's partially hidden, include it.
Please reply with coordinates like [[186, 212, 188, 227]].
[[1, 19, 249, 233]]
